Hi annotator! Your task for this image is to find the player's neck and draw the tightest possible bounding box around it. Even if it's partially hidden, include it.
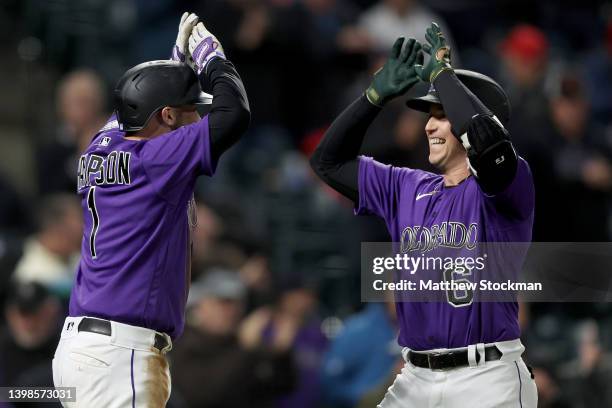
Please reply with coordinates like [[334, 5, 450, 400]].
[[442, 164, 470, 186]]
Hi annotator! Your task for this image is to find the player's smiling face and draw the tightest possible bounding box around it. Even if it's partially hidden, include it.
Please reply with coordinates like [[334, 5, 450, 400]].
[[425, 104, 467, 171]]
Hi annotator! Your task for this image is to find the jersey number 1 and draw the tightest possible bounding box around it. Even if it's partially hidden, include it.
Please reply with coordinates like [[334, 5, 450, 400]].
[[87, 186, 100, 258]]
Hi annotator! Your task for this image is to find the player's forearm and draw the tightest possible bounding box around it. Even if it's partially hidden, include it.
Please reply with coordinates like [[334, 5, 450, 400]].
[[310, 95, 382, 202], [204, 58, 251, 162], [433, 69, 491, 137]]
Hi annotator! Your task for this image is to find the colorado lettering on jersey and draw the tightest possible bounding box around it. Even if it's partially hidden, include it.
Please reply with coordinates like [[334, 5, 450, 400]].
[[400, 222, 478, 253], [77, 151, 131, 190]]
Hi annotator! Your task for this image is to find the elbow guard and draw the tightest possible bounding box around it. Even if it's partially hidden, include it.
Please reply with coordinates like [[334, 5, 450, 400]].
[[461, 114, 517, 195]]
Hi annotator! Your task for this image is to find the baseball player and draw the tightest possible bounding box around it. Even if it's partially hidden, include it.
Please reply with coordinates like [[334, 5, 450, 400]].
[[52, 13, 249, 407], [310, 23, 537, 407]]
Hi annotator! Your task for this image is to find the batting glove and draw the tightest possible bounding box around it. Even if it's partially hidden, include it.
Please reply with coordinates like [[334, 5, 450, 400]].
[[414, 22, 452, 83], [366, 38, 423, 106], [171, 12, 199, 68], [189, 22, 226, 75]]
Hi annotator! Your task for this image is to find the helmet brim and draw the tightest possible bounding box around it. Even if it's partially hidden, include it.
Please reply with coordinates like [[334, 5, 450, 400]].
[[194, 92, 213, 105], [405, 94, 442, 114], [404, 69, 511, 125]]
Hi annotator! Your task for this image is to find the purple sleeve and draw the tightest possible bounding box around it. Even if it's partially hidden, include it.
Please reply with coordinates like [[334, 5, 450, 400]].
[[142, 116, 217, 201], [355, 156, 422, 221], [484, 157, 535, 220]]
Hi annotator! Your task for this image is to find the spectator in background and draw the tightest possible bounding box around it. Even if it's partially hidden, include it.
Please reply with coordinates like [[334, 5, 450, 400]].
[[239, 252, 275, 313], [500, 25, 549, 92], [558, 320, 612, 408], [0, 281, 62, 393], [532, 366, 571, 408], [36, 70, 107, 195], [498, 24, 557, 240], [171, 269, 295, 408], [546, 72, 611, 240], [358, 0, 456, 55], [499, 24, 552, 150], [191, 202, 224, 276], [583, 18, 612, 126], [13, 194, 82, 297], [321, 301, 399, 408], [259, 279, 328, 408], [498, 24, 551, 141]]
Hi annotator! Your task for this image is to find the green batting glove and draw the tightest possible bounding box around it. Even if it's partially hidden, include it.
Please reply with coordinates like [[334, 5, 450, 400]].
[[366, 38, 423, 106], [414, 22, 452, 83]]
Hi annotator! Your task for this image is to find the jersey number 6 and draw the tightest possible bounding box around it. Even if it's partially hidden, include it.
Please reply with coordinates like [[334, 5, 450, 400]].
[[87, 186, 100, 258], [443, 265, 474, 307]]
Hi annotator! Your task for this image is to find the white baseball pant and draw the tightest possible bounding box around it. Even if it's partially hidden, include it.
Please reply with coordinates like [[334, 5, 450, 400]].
[[378, 339, 537, 408], [52, 316, 172, 408]]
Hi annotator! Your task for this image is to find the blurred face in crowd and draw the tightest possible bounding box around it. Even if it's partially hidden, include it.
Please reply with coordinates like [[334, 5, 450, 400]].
[[38, 195, 83, 256], [384, 0, 413, 15], [239, 255, 271, 292], [503, 54, 546, 88], [550, 96, 588, 140], [194, 296, 244, 336], [192, 204, 222, 264], [47, 201, 83, 254], [532, 367, 559, 403], [58, 70, 105, 134], [5, 299, 61, 349], [425, 104, 467, 172]]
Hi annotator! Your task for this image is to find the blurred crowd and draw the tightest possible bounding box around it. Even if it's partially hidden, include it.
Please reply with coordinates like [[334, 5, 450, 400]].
[[0, 0, 611, 407]]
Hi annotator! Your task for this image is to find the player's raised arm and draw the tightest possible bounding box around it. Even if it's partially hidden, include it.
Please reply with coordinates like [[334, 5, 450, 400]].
[[310, 38, 422, 203], [189, 21, 250, 163], [415, 22, 518, 195]]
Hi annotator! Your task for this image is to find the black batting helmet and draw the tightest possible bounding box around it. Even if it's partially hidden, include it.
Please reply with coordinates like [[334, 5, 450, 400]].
[[406, 69, 511, 125], [114, 60, 212, 132]]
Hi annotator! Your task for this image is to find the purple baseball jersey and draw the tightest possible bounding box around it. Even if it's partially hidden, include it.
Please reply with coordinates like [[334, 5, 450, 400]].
[[69, 114, 216, 340], [357, 156, 535, 350]]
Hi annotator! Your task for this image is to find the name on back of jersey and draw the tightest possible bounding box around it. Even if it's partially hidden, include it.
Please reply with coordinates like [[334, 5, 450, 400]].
[[77, 151, 132, 190]]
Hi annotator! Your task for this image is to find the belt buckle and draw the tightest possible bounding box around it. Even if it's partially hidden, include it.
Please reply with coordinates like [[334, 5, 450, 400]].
[[428, 351, 452, 371]]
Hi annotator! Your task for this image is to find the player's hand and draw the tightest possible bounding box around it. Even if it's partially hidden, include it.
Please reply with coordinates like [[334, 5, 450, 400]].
[[189, 22, 226, 75], [414, 22, 452, 83], [171, 12, 199, 68], [366, 37, 423, 106]]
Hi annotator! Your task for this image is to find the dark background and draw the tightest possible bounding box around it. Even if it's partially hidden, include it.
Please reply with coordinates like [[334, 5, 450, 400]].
[[0, 0, 610, 407]]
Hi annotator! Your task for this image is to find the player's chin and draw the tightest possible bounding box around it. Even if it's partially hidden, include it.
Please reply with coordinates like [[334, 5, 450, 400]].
[[428, 149, 445, 168]]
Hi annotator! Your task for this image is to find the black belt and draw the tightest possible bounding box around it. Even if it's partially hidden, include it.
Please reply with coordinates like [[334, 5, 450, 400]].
[[78, 317, 170, 352], [408, 345, 502, 370]]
